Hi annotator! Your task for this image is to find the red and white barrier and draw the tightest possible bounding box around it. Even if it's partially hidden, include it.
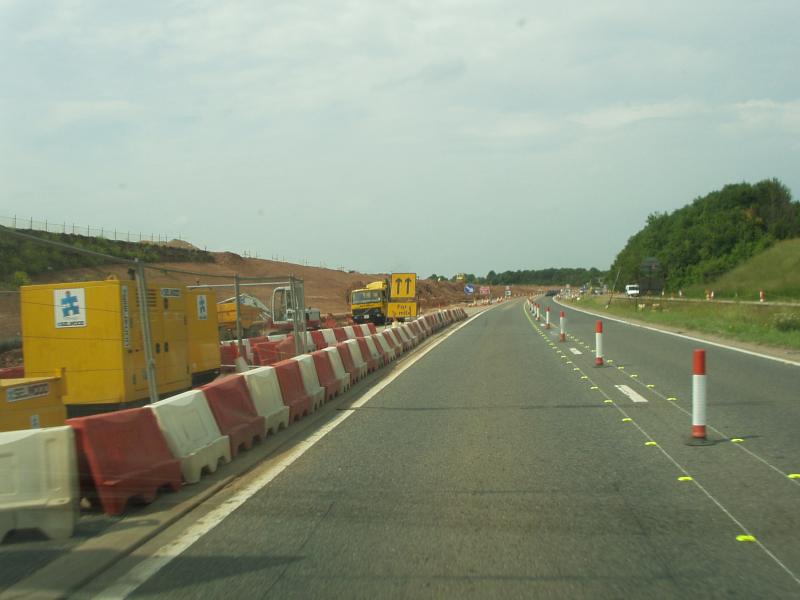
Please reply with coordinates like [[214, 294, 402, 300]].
[[759, 290, 765, 303], [545, 307, 551, 329], [559, 311, 566, 342], [595, 320, 604, 367], [692, 350, 707, 440]]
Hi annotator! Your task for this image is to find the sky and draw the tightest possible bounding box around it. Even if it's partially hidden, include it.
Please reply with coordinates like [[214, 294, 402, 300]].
[[2, 1, 799, 277]]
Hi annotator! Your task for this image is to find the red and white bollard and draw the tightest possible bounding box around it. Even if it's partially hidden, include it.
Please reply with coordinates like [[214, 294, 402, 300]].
[[692, 349, 707, 440], [545, 307, 551, 329], [535, 304, 540, 321], [759, 290, 765, 303], [595, 320, 604, 367], [559, 311, 566, 342]]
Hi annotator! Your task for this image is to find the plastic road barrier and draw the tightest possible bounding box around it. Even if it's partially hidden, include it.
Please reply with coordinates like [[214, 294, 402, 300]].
[[291, 355, 326, 410], [401, 324, 419, 346], [345, 339, 373, 375], [692, 350, 707, 440], [0, 426, 79, 540], [367, 323, 378, 335], [310, 329, 328, 350], [67, 408, 181, 516], [147, 390, 231, 485], [353, 325, 366, 338], [332, 328, 348, 343], [394, 326, 414, 351], [336, 342, 367, 383], [311, 351, 344, 401], [368, 334, 389, 365], [0, 367, 25, 379], [201, 376, 266, 458], [219, 344, 237, 366], [357, 337, 381, 371], [242, 366, 291, 434], [343, 326, 358, 340], [321, 328, 339, 347], [373, 334, 396, 362], [322, 347, 352, 393], [274, 360, 314, 422], [381, 330, 403, 355]]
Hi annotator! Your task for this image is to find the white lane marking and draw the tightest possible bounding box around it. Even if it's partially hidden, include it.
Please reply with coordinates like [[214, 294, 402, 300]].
[[569, 347, 582, 355], [615, 384, 648, 403], [92, 309, 492, 600], [554, 298, 800, 368]]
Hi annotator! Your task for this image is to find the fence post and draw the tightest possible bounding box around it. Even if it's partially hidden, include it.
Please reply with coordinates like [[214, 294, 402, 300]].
[[234, 273, 244, 359]]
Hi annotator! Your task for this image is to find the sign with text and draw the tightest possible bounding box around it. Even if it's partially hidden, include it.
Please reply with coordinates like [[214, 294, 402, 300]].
[[387, 301, 418, 319], [479, 286, 491, 296], [390, 273, 416, 299]]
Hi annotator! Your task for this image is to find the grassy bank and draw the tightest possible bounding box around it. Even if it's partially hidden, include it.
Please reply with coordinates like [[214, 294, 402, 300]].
[[567, 295, 800, 351]]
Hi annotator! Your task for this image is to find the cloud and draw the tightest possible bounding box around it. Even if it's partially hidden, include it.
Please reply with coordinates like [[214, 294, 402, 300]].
[[728, 99, 800, 133], [44, 100, 138, 130], [570, 100, 707, 130]]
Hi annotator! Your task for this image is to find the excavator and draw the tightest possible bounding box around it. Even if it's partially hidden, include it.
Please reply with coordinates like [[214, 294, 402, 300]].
[[217, 286, 321, 339]]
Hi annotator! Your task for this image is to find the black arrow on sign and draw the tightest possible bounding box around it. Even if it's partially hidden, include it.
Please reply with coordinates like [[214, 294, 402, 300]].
[[405, 278, 412, 295], [395, 279, 402, 295]]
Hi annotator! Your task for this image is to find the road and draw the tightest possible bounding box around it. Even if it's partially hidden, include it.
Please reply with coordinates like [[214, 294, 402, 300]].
[[77, 299, 800, 599]]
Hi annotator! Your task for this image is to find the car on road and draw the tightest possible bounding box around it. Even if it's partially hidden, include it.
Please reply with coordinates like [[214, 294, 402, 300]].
[[625, 284, 640, 297]]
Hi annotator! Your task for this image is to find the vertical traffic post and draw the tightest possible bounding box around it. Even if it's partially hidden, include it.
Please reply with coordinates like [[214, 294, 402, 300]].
[[559, 311, 566, 342], [692, 349, 707, 440], [535, 304, 540, 321], [545, 307, 551, 329], [595, 320, 604, 367], [759, 290, 765, 303]]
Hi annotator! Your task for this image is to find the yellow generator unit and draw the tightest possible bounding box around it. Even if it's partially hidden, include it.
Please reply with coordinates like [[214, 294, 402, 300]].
[[0, 373, 67, 433], [185, 288, 221, 385], [21, 279, 195, 416]]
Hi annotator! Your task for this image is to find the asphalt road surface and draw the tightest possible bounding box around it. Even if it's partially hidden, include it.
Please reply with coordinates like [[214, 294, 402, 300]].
[[82, 299, 800, 599]]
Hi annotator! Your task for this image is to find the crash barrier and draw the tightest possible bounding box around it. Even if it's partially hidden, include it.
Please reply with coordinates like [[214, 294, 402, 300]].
[[274, 359, 314, 422], [382, 329, 403, 354], [359, 337, 383, 371], [322, 347, 352, 393], [373, 334, 396, 362], [369, 334, 389, 364], [147, 390, 231, 485], [343, 325, 358, 340], [311, 350, 346, 401], [394, 326, 414, 351], [337, 341, 366, 383], [344, 338, 372, 376], [67, 408, 182, 516], [290, 355, 325, 410], [310, 329, 328, 350], [241, 366, 291, 436], [321, 328, 339, 347], [201, 376, 266, 458], [367, 323, 378, 335], [355, 324, 368, 337], [355, 338, 379, 372], [333, 328, 348, 343], [0, 426, 79, 540], [219, 344, 237, 365]]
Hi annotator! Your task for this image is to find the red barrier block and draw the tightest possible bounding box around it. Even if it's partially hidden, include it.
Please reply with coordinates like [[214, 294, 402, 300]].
[[353, 325, 365, 338], [356, 338, 379, 372], [335, 342, 364, 383], [382, 330, 401, 354], [311, 350, 342, 401], [219, 344, 237, 365], [67, 408, 181, 516], [201, 375, 266, 457], [333, 328, 348, 342], [367, 323, 378, 335], [0, 366, 25, 379], [253, 341, 281, 366], [274, 359, 313, 422], [310, 330, 328, 350], [276, 336, 297, 361]]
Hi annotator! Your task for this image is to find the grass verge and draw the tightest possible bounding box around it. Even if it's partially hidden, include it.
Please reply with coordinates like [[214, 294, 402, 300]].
[[567, 295, 800, 351]]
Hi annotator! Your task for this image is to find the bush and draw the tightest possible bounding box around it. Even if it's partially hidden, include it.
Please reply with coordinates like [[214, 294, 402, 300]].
[[773, 313, 800, 332], [12, 271, 30, 286]]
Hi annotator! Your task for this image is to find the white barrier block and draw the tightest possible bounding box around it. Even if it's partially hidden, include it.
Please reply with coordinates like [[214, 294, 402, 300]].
[[268, 334, 287, 342], [394, 325, 413, 349], [147, 390, 231, 485], [356, 324, 370, 337], [373, 334, 396, 361], [304, 332, 317, 352], [344, 339, 369, 376], [322, 347, 351, 393], [242, 367, 291, 434], [343, 326, 358, 340], [363, 336, 382, 364], [401, 324, 418, 345], [0, 426, 79, 541], [321, 328, 339, 347], [383, 329, 404, 353], [291, 355, 325, 410]]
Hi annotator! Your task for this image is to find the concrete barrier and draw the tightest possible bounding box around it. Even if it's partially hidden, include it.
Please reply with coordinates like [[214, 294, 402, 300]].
[[242, 367, 291, 435], [322, 347, 351, 393], [0, 426, 78, 541], [67, 408, 182, 516], [336, 342, 367, 383], [201, 376, 266, 458], [290, 355, 325, 410], [147, 390, 231, 485]]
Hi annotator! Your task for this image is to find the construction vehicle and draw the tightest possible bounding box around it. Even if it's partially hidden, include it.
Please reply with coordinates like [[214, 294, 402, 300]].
[[216, 286, 321, 340], [350, 280, 391, 325]]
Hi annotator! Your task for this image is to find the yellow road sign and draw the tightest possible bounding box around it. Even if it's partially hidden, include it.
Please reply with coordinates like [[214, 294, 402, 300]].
[[388, 301, 418, 319], [391, 273, 416, 299]]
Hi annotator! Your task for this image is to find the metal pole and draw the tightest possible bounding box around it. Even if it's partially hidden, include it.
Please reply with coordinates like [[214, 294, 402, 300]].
[[291, 275, 306, 356], [135, 260, 159, 404], [234, 273, 244, 358]]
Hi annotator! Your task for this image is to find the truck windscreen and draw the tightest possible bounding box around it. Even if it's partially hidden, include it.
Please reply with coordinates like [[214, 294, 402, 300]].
[[352, 290, 383, 304]]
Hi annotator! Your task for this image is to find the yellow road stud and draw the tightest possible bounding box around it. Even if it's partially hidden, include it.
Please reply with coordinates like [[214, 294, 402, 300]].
[[678, 476, 693, 482], [736, 535, 756, 543]]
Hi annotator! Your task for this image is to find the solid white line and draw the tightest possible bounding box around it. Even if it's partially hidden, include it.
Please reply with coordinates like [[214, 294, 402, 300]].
[[554, 298, 800, 368], [92, 309, 492, 600], [614, 384, 648, 403], [569, 347, 582, 355]]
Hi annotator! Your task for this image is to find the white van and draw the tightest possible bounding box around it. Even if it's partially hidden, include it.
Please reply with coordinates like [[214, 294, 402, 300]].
[[625, 284, 640, 297]]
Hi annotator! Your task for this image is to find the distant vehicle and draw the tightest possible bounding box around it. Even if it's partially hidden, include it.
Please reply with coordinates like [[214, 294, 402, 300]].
[[350, 280, 390, 325], [625, 284, 640, 297], [544, 289, 558, 297]]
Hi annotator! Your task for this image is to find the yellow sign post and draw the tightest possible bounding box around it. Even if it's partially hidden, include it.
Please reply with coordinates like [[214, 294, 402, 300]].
[[390, 273, 416, 299], [388, 301, 418, 319]]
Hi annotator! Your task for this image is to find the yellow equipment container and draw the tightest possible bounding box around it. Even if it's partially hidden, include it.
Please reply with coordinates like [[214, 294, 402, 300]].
[[0, 374, 67, 432], [21, 279, 192, 415], [185, 288, 221, 384]]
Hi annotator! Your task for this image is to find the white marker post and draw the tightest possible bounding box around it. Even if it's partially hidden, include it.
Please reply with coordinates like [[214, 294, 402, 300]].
[[759, 290, 765, 303], [559, 311, 566, 342], [692, 349, 707, 440], [545, 307, 551, 329], [595, 320, 604, 367]]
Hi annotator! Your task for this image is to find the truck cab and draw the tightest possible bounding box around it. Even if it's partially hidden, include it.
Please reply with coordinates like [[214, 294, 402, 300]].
[[625, 284, 640, 297], [351, 280, 389, 325]]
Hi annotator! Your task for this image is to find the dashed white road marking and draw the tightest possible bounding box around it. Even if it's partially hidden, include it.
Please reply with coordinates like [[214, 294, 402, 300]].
[[615, 384, 649, 403], [569, 347, 582, 355]]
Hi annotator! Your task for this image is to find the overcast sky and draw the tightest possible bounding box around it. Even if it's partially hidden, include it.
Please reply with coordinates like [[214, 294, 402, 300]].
[[2, 1, 799, 277]]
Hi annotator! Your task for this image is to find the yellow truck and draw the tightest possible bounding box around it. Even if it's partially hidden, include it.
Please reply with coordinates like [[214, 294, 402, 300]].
[[350, 280, 390, 325]]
